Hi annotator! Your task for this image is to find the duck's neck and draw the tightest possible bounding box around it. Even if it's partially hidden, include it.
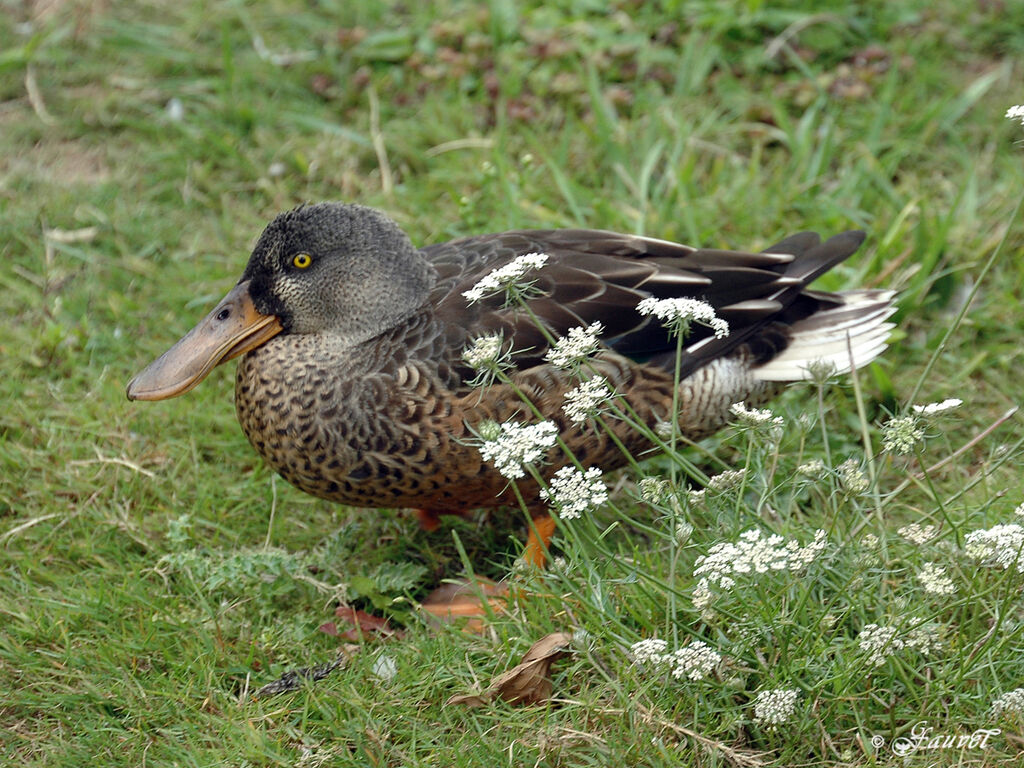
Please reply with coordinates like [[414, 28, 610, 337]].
[[357, 251, 436, 343]]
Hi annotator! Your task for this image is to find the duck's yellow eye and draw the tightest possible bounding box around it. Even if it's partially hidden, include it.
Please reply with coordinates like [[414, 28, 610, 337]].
[[292, 253, 313, 269]]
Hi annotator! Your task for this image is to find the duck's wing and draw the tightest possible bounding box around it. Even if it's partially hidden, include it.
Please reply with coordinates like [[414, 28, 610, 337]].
[[423, 228, 892, 382]]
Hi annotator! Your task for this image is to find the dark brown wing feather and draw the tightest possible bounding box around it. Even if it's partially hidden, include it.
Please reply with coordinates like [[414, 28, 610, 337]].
[[422, 228, 866, 385]]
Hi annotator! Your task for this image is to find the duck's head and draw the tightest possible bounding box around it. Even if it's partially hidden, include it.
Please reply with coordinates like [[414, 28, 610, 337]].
[[127, 202, 434, 401]]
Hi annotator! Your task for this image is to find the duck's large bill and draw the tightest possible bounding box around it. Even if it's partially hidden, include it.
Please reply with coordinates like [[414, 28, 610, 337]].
[[126, 279, 283, 401]]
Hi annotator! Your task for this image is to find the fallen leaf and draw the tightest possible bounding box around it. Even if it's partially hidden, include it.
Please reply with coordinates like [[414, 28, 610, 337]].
[[447, 631, 573, 707], [421, 578, 509, 633], [320, 605, 402, 642]]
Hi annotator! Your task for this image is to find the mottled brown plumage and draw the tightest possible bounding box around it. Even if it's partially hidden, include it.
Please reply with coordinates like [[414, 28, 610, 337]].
[[128, 202, 895, 521]]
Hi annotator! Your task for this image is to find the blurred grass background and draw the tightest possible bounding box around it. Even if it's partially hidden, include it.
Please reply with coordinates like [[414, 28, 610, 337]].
[[2, 0, 1024, 765]]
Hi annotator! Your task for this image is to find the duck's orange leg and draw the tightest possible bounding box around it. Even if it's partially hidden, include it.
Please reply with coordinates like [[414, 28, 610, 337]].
[[523, 513, 557, 568]]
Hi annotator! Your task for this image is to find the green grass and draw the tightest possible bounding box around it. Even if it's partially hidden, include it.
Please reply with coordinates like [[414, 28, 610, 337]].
[[3, 0, 1024, 765]]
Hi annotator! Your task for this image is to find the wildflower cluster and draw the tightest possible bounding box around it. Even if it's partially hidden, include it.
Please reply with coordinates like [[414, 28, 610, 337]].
[[463, 335, 505, 370], [562, 376, 612, 424], [636, 296, 730, 338], [539, 465, 608, 519], [990, 688, 1024, 718], [638, 476, 672, 505], [462, 334, 514, 387], [796, 459, 827, 480], [629, 638, 722, 681], [706, 468, 747, 492], [629, 638, 668, 665], [729, 401, 784, 428], [964, 523, 1024, 572], [838, 459, 869, 494], [686, 468, 748, 507], [477, 420, 558, 479], [898, 522, 937, 545], [1006, 104, 1024, 126], [669, 641, 723, 681], [545, 322, 604, 369], [752, 688, 800, 728], [692, 528, 827, 609], [881, 415, 925, 455], [462, 252, 548, 304], [916, 563, 956, 596], [857, 621, 943, 666], [675, 521, 693, 543]]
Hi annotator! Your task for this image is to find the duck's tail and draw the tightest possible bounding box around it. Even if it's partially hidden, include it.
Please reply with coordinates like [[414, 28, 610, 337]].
[[752, 289, 897, 381]]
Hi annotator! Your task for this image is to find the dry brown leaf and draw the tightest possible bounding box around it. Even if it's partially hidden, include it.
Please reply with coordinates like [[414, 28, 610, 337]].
[[421, 579, 509, 633], [320, 605, 402, 642], [447, 631, 573, 707]]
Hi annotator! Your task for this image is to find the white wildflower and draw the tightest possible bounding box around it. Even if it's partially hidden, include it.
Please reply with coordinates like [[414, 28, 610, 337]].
[[912, 398, 962, 416], [729, 402, 784, 428], [838, 459, 869, 494], [881, 415, 925, 455], [706, 468, 747, 492], [916, 563, 956, 596], [687, 488, 707, 506], [630, 638, 670, 666], [991, 688, 1024, 718], [753, 688, 799, 727], [855, 533, 881, 567], [669, 641, 721, 681], [858, 624, 904, 666], [462, 334, 513, 387], [693, 529, 827, 600], [1006, 105, 1024, 125], [639, 476, 671, 505], [1014, 502, 1024, 518], [675, 521, 693, 543], [462, 335, 506, 371], [636, 296, 730, 338], [898, 522, 937, 545], [805, 358, 838, 383], [478, 420, 558, 479], [965, 523, 1024, 572], [462, 252, 549, 304], [545, 322, 604, 369], [905, 621, 944, 656], [539, 465, 608, 519], [475, 419, 503, 441], [692, 580, 713, 611], [796, 459, 827, 480], [562, 376, 612, 424]]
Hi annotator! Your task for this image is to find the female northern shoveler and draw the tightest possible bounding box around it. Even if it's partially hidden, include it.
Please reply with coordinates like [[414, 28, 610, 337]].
[[128, 202, 894, 561]]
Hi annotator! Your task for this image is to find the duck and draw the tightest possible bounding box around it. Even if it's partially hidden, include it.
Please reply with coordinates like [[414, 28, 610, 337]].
[[127, 202, 895, 565]]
